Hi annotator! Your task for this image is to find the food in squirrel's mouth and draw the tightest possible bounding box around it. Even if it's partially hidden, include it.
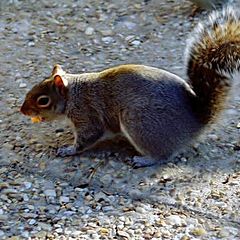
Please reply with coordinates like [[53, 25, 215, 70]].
[[31, 116, 42, 123]]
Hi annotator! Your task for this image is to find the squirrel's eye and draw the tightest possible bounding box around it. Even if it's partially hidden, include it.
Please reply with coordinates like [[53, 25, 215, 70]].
[[36, 95, 51, 108]]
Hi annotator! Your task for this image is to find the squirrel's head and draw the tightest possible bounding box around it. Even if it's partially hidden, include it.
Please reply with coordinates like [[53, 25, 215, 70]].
[[20, 65, 69, 122]]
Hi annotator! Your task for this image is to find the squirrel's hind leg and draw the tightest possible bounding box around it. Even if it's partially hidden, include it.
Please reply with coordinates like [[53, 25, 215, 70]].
[[119, 109, 173, 168]]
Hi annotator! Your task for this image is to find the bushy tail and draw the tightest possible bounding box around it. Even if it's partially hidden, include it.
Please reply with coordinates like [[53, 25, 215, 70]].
[[185, 7, 240, 124]]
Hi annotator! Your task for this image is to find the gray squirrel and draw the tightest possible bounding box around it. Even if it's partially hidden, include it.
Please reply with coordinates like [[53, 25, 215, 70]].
[[21, 8, 240, 168]]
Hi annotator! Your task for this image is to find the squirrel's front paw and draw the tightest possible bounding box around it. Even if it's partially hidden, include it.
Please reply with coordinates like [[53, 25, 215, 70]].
[[56, 145, 77, 157]]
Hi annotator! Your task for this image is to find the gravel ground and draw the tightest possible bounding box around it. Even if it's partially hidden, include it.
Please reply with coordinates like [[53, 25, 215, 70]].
[[0, 0, 240, 239]]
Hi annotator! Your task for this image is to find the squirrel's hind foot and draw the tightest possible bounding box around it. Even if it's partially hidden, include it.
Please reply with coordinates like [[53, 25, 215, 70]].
[[128, 156, 159, 168], [56, 145, 77, 157]]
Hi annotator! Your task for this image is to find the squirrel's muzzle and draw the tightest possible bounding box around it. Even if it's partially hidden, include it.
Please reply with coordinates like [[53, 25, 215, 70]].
[[20, 102, 31, 115], [20, 104, 26, 115]]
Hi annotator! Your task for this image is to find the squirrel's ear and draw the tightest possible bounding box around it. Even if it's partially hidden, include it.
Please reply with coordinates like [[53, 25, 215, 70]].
[[54, 75, 68, 97], [51, 64, 65, 76]]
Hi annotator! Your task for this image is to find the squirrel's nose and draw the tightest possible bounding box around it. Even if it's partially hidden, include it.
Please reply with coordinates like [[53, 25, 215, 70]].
[[20, 106, 24, 114]]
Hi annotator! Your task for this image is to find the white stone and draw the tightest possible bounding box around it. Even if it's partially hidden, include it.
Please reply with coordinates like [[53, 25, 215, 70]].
[[131, 40, 141, 46], [28, 41, 35, 47], [118, 230, 130, 238], [15, 136, 22, 141], [102, 37, 113, 44], [23, 182, 32, 189], [26, 205, 35, 210], [125, 35, 135, 42], [38, 222, 52, 231], [85, 27, 94, 35], [28, 219, 36, 225], [23, 194, 29, 202], [59, 196, 70, 203], [135, 206, 146, 214], [119, 216, 126, 222], [94, 192, 107, 201], [207, 134, 218, 141], [0, 230, 4, 237], [19, 83, 27, 88], [44, 189, 57, 197], [21, 231, 29, 238], [165, 215, 186, 226], [123, 21, 136, 29], [55, 228, 63, 233], [100, 30, 114, 36], [117, 224, 124, 230]]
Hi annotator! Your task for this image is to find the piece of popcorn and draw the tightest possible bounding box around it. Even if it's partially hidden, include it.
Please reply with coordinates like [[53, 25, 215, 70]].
[[31, 116, 42, 123]]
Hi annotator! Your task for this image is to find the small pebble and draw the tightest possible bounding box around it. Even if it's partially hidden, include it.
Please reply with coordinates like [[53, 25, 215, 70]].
[[100, 227, 109, 235], [102, 37, 114, 44], [0, 230, 4, 237], [85, 27, 94, 35], [19, 83, 27, 88], [59, 196, 70, 204], [55, 228, 63, 233], [165, 215, 186, 226], [117, 230, 130, 239], [44, 189, 57, 197], [28, 219, 36, 225], [191, 227, 207, 236], [23, 182, 32, 189]]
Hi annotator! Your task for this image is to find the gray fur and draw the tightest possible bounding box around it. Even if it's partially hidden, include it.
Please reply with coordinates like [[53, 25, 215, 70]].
[[57, 66, 203, 167]]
